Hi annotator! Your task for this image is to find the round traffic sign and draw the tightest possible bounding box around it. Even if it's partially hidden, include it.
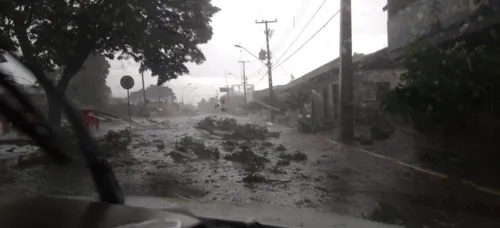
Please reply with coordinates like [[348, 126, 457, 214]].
[[120, 75, 135, 89]]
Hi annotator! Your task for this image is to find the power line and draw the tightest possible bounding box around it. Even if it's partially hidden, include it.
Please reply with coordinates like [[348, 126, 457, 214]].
[[279, 65, 289, 76], [252, 72, 268, 85], [273, 9, 341, 70], [271, 0, 311, 54], [247, 0, 311, 80], [273, 0, 327, 66]]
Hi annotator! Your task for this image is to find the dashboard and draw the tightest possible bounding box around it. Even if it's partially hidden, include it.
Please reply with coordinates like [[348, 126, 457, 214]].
[[0, 196, 283, 228]]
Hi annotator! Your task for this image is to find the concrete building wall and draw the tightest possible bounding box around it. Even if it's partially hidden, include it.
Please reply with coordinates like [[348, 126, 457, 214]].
[[351, 69, 402, 122]]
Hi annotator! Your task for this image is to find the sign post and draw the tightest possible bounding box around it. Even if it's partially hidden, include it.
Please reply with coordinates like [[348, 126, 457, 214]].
[[120, 75, 135, 120]]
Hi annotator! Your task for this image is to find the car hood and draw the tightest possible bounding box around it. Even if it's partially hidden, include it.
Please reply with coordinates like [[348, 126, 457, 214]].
[[66, 196, 402, 228]]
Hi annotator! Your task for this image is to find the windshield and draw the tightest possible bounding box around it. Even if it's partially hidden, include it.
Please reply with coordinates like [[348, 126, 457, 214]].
[[1, 0, 500, 227]]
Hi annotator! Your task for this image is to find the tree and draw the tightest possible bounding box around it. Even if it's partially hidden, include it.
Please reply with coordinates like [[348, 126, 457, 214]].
[[283, 89, 311, 111], [197, 97, 217, 112], [67, 54, 112, 109], [0, 0, 220, 125], [129, 85, 175, 103]]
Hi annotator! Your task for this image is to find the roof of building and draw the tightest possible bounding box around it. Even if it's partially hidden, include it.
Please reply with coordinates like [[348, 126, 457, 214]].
[[279, 48, 396, 91]]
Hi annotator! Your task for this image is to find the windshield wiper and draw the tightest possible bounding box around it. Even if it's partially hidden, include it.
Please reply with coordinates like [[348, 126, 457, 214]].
[[0, 47, 124, 204]]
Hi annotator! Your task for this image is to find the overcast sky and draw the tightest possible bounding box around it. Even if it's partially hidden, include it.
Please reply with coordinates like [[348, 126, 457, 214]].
[[1, 0, 388, 105]]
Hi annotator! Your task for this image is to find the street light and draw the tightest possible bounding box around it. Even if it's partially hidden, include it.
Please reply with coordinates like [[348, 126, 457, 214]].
[[184, 87, 198, 108], [235, 43, 275, 122], [186, 87, 197, 103], [189, 94, 201, 106], [181, 83, 192, 106], [234, 44, 267, 66]]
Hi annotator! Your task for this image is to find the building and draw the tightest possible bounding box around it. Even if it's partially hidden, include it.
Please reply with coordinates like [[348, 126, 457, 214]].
[[244, 0, 500, 126], [278, 49, 398, 122], [385, 0, 499, 59]]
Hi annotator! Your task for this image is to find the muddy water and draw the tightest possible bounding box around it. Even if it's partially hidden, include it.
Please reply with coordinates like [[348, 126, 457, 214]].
[[1, 115, 500, 228]]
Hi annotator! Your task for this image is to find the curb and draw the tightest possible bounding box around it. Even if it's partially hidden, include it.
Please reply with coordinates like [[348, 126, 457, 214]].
[[320, 135, 500, 198], [0, 150, 43, 170]]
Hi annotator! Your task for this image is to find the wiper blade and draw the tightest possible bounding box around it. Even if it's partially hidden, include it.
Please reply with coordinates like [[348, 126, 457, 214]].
[[0, 49, 124, 204]]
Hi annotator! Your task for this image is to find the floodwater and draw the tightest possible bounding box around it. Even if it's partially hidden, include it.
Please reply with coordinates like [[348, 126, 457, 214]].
[[0, 114, 500, 228]]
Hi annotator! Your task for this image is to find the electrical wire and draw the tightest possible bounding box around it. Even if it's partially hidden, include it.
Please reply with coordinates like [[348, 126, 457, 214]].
[[247, 0, 310, 80], [273, 9, 341, 70], [252, 71, 268, 85], [279, 65, 289, 77], [271, 0, 311, 54], [273, 0, 328, 66]]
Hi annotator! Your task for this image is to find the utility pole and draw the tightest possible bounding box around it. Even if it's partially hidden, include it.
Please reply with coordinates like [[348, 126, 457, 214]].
[[141, 72, 146, 104], [225, 70, 230, 111], [157, 85, 161, 103], [256, 19, 277, 122], [238, 60, 249, 104], [339, 0, 354, 143]]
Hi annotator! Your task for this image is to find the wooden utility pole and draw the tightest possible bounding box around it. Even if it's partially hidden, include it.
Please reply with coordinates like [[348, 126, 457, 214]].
[[157, 85, 161, 103], [141, 72, 146, 104], [256, 19, 277, 122], [238, 60, 249, 104], [225, 70, 230, 111], [339, 0, 354, 143]]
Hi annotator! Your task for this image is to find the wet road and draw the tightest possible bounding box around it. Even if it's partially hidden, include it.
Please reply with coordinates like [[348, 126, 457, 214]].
[[1, 114, 500, 227]]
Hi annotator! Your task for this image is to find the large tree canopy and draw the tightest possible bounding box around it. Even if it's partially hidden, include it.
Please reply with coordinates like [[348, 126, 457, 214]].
[[67, 54, 112, 109], [0, 0, 220, 124], [43, 54, 112, 109]]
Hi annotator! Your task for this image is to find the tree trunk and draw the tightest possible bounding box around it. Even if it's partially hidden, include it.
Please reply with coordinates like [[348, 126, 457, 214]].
[[47, 71, 74, 126], [48, 94, 64, 126]]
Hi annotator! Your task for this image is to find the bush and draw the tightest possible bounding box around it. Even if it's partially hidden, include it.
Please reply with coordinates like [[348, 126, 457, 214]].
[[197, 116, 280, 140], [381, 42, 500, 129], [224, 144, 269, 171], [99, 128, 133, 156], [242, 173, 266, 183], [279, 150, 308, 162], [174, 136, 220, 160], [275, 144, 287, 152]]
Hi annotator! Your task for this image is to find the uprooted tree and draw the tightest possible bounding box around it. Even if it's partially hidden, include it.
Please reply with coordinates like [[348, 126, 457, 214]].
[[381, 41, 500, 130], [0, 0, 220, 125]]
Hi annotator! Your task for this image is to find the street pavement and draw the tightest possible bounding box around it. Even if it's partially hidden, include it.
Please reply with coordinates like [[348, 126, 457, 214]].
[[0, 114, 499, 227]]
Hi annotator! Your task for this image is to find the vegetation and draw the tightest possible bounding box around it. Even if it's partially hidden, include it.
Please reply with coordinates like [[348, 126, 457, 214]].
[[196, 116, 281, 140], [130, 85, 176, 104], [224, 144, 269, 168], [99, 128, 133, 157], [174, 136, 220, 160], [278, 150, 308, 162], [381, 42, 500, 129], [0, 0, 219, 125], [224, 143, 270, 183], [66, 54, 111, 109], [283, 89, 311, 111], [198, 97, 219, 112], [275, 144, 287, 152]]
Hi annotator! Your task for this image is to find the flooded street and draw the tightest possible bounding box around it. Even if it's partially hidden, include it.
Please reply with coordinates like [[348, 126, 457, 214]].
[[1, 114, 500, 228]]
